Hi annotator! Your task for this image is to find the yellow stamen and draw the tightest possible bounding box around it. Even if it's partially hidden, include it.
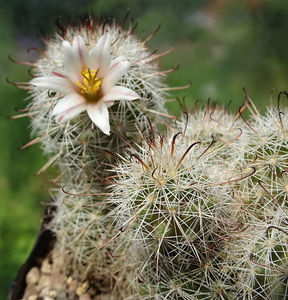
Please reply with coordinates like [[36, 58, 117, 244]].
[[76, 68, 103, 94]]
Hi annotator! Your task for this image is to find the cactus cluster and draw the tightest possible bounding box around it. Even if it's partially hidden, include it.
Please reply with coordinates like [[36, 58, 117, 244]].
[[11, 16, 288, 300], [108, 102, 288, 299]]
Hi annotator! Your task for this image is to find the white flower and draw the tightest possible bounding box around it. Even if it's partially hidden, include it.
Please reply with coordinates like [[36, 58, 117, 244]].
[[30, 33, 140, 135]]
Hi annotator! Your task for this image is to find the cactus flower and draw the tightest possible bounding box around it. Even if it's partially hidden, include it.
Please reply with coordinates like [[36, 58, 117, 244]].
[[30, 33, 140, 135]]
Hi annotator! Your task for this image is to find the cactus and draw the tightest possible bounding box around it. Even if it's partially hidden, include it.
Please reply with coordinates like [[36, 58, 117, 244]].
[[10, 16, 288, 300], [107, 102, 288, 299], [12, 17, 177, 299]]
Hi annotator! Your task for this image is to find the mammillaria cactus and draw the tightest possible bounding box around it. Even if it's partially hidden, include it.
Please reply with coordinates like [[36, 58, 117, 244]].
[[9, 15, 288, 300], [10, 16, 177, 299], [106, 101, 288, 299]]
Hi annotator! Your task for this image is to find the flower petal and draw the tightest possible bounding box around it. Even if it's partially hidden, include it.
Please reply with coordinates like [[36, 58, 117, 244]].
[[54, 102, 87, 124], [63, 40, 83, 82], [101, 86, 140, 103], [90, 33, 111, 77], [87, 103, 110, 135], [72, 35, 89, 68], [52, 68, 69, 78], [55, 106, 87, 124], [30, 77, 76, 95], [102, 56, 130, 92], [52, 93, 85, 116]]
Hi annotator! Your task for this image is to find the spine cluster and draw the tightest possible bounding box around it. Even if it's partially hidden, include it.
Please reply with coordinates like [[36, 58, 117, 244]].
[[12, 17, 288, 300]]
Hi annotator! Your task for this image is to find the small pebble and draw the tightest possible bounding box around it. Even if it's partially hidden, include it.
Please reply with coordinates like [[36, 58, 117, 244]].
[[49, 290, 57, 298], [76, 281, 89, 296], [66, 276, 73, 284], [26, 267, 40, 285], [41, 259, 52, 275]]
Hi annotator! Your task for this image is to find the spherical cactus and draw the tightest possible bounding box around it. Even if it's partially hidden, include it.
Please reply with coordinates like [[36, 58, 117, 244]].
[[107, 102, 288, 299], [107, 106, 246, 298], [26, 18, 171, 176]]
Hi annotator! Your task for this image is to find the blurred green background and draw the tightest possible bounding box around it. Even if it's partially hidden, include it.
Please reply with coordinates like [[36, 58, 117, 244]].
[[1, 0, 288, 298]]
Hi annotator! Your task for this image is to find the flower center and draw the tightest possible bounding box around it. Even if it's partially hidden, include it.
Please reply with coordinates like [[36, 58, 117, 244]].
[[76, 68, 103, 96]]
